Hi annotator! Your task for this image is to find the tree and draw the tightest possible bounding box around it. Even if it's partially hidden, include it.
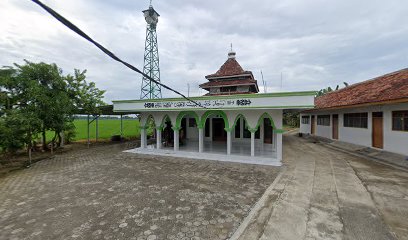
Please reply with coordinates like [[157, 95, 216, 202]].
[[0, 60, 105, 157], [66, 69, 106, 115]]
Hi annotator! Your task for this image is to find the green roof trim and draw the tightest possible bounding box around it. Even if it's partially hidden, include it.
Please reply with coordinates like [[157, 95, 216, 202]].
[[112, 91, 317, 104], [113, 105, 315, 113]]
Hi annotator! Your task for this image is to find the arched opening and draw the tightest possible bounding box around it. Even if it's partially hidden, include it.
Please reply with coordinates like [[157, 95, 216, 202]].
[[231, 114, 260, 156], [161, 115, 174, 148], [175, 111, 200, 152], [145, 115, 156, 144], [255, 112, 277, 157], [200, 110, 229, 154]]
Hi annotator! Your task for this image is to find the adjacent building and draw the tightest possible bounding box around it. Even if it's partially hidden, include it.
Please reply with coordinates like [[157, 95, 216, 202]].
[[300, 68, 408, 156]]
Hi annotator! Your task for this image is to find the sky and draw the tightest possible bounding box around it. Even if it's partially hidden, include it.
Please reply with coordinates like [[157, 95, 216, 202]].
[[1, 0, 408, 103]]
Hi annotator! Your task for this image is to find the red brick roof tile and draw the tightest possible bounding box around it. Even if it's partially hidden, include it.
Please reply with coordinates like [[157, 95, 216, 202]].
[[205, 58, 252, 79], [315, 68, 408, 109], [199, 78, 257, 89]]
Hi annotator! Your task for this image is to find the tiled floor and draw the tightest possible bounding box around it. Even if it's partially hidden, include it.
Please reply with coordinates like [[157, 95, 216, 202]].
[[129, 140, 280, 166], [0, 143, 279, 240]]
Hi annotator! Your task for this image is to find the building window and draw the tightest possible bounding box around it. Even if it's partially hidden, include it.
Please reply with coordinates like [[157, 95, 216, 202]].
[[317, 115, 330, 126], [220, 86, 237, 92], [392, 111, 408, 131], [235, 118, 241, 138], [344, 113, 368, 128], [188, 118, 196, 128], [301, 116, 310, 124]]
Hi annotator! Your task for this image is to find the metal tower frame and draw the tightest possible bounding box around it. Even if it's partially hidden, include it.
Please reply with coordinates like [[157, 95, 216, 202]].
[[140, 5, 162, 99]]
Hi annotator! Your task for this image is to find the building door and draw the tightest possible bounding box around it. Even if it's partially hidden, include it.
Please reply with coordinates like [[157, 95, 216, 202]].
[[212, 118, 226, 141], [181, 118, 187, 140], [372, 112, 383, 149], [264, 118, 273, 144], [311, 115, 316, 134], [332, 114, 339, 140]]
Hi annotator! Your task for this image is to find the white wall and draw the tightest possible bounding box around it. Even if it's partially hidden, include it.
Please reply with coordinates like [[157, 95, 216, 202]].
[[185, 117, 199, 139], [300, 103, 408, 156], [383, 103, 408, 155], [316, 124, 332, 139], [299, 114, 311, 134]]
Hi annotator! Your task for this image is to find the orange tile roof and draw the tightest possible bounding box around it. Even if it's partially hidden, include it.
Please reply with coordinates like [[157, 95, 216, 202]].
[[199, 78, 257, 89], [315, 68, 408, 109], [205, 58, 252, 79]]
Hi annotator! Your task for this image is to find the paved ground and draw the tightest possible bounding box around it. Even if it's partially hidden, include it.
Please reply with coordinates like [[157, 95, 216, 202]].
[[0, 143, 279, 240], [235, 133, 408, 240]]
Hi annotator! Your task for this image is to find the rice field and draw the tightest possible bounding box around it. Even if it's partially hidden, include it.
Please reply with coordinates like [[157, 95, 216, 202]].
[[46, 119, 141, 141]]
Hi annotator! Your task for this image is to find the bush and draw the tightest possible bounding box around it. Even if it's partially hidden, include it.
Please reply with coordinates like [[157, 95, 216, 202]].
[[0, 112, 27, 154]]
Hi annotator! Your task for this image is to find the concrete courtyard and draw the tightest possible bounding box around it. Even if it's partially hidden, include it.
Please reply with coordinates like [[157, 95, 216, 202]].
[[234, 133, 408, 240], [0, 143, 279, 240], [1, 133, 408, 240]]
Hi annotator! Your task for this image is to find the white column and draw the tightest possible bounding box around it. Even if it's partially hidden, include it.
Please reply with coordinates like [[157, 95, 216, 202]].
[[251, 131, 255, 157], [227, 131, 232, 155], [174, 129, 179, 151], [198, 128, 204, 153], [140, 128, 147, 149], [156, 128, 162, 149], [277, 133, 283, 161]]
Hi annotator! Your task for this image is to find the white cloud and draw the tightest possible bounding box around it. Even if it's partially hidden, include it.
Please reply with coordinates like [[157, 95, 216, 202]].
[[1, 0, 408, 103]]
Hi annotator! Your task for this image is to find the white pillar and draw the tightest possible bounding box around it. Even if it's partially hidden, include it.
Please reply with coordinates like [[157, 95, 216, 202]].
[[277, 133, 283, 161], [227, 131, 232, 155], [140, 128, 147, 149], [251, 131, 255, 157], [198, 128, 204, 153], [174, 129, 179, 151], [156, 128, 162, 149]]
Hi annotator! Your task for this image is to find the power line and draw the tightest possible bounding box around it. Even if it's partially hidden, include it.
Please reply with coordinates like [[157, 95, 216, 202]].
[[30, 0, 205, 108]]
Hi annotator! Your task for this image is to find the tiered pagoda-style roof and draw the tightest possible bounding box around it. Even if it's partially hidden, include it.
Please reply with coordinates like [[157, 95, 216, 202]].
[[200, 51, 259, 96]]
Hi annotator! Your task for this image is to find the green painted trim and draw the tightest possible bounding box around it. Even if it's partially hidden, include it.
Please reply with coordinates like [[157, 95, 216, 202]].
[[255, 112, 277, 130], [160, 114, 171, 128], [248, 128, 258, 133], [112, 91, 317, 103], [175, 111, 201, 129], [275, 129, 285, 134], [145, 114, 155, 124], [199, 110, 229, 129], [113, 105, 315, 112], [231, 114, 251, 130], [224, 128, 233, 132], [171, 126, 181, 131]]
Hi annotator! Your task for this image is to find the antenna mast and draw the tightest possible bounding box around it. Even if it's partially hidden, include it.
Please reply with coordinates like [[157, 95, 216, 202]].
[[261, 70, 267, 93], [140, 1, 162, 99]]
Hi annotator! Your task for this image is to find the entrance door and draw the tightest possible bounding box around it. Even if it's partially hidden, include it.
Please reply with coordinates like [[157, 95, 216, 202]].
[[212, 118, 226, 141], [311, 115, 316, 134], [332, 114, 339, 140], [264, 118, 273, 144], [264, 118, 273, 143], [372, 112, 383, 149]]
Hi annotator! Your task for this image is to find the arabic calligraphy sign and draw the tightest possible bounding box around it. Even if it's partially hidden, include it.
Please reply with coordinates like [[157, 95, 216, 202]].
[[144, 99, 252, 109]]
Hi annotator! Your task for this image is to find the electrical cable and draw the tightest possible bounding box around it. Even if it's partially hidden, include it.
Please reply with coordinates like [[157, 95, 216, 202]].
[[31, 0, 205, 108]]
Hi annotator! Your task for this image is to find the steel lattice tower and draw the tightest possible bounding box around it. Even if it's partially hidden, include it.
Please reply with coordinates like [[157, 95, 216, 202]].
[[140, 3, 162, 99]]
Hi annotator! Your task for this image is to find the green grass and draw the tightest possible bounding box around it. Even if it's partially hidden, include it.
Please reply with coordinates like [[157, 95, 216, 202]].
[[46, 119, 141, 141]]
